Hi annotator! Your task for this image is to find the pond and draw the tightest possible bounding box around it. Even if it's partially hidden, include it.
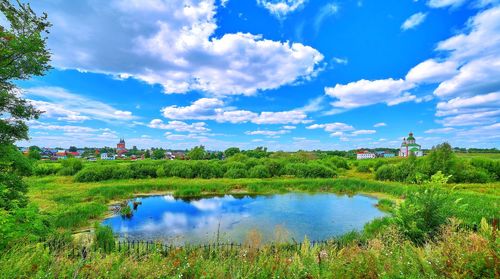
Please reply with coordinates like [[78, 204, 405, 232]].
[[102, 193, 386, 244]]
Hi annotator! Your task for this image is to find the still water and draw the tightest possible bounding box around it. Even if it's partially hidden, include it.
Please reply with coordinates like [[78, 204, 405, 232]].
[[102, 193, 386, 244]]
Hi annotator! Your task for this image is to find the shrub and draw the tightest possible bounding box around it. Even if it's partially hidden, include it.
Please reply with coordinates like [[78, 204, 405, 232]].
[[192, 161, 223, 179], [394, 187, 449, 244], [356, 164, 371, 173], [33, 163, 62, 176], [58, 159, 83, 176], [375, 165, 395, 181], [167, 161, 194, 178], [249, 165, 271, 178], [224, 168, 248, 178], [305, 163, 336, 178]]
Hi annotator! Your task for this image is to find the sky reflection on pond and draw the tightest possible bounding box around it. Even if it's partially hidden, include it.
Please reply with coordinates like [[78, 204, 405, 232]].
[[102, 193, 386, 244]]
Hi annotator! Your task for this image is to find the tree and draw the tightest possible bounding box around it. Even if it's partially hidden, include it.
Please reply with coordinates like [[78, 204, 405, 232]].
[[152, 149, 165, 160], [68, 146, 77, 152], [224, 147, 240, 157], [0, 0, 50, 210], [188, 145, 206, 160], [28, 149, 40, 160], [1, 0, 51, 144], [427, 142, 456, 175]]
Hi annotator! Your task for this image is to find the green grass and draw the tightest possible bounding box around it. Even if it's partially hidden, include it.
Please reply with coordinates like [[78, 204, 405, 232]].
[[1, 222, 497, 278], [456, 152, 500, 160]]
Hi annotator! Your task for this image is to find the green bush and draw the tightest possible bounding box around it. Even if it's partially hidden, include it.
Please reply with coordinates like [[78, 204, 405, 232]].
[[249, 165, 271, 178], [224, 168, 248, 178], [33, 163, 62, 176], [394, 187, 449, 244], [58, 159, 83, 176], [167, 161, 194, 178], [356, 164, 371, 173]]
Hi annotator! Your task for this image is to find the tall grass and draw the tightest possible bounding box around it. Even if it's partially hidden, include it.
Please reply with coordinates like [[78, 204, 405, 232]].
[[0, 222, 496, 278]]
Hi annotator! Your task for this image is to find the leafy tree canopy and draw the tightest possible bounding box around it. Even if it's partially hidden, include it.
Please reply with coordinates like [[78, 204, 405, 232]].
[[0, 0, 51, 144]]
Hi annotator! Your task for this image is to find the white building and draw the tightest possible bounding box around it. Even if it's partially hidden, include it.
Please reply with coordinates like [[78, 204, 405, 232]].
[[356, 151, 376, 160], [399, 132, 423, 157], [100, 153, 115, 160]]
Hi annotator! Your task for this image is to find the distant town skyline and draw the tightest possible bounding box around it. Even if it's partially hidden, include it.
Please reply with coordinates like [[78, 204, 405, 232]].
[[11, 0, 500, 150]]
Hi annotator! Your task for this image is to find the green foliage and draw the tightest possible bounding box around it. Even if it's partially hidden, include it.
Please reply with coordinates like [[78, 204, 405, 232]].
[[224, 147, 240, 157], [33, 163, 61, 176], [151, 149, 165, 160], [249, 165, 271, 178], [0, 172, 28, 210], [356, 164, 371, 173], [224, 168, 248, 178], [120, 204, 132, 218], [57, 158, 83, 176], [0, 204, 50, 250], [94, 224, 115, 251], [0, 0, 50, 144], [187, 145, 206, 160], [394, 187, 449, 244], [28, 149, 41, 160]]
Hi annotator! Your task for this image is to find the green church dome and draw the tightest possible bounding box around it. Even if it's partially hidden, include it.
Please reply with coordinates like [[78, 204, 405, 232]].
[[407, 132, 415, 141]]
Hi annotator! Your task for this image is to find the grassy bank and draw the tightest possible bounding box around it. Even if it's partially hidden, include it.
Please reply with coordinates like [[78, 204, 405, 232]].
[[1, 222, 497, 278], [27, 176, 500, 231]]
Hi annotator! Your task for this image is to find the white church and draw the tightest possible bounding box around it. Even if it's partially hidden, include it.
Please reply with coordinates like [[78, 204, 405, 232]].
[[399, 132, 423, 157]]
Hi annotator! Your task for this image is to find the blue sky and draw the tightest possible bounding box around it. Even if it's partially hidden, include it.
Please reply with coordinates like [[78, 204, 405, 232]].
[[11, 0, 500, 150]]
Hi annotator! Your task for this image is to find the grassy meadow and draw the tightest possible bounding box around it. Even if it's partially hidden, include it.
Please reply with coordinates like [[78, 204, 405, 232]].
[[2, 148, 499, 278]]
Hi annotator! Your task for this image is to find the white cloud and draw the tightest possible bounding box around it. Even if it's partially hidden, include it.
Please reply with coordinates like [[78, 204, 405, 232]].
[[405, 59, 458, 84], [253, 111, 309, 124], [373, 122, 387, 127], [245, 130, 290, 136], [439, 110, 500, 126], [161, 98, 223, 120], [427, 0, 466, 8], [257, 0, 307, 18], [148, 119, 210, 133], [31, 0, 323, 96], [401, 12, 427, 30], [424, 127, 456, 134], [282, 125, 296, 129], [160, 98, 310, 124], [306, 122, 354, 132], [325, 78, 415, 109], [24, 87, 135, 123], [434, 56, 500, 98], [436, 92, 500, 116], [30, 123, 97, 133], [351, 129, 376, 135], [314, 3, 339, 33]]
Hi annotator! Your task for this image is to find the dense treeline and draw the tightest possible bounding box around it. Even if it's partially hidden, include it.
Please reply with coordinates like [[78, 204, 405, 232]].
[[72, 154, 347, 182], [373, 143, 500, 183]]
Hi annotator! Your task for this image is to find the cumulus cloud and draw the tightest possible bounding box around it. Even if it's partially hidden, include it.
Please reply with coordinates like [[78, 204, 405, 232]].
[[427, 0, 466, 8], [373, 122, 387, 127], [405, 59, 458, 84], [306, 122, 354, 132], [31, 0, 323, 96], [257, 0, 307, 18], [24, 87, 135, 123], [160, 98, 310, 124], [325, 78, 415, 109], [323, 5, 500, 136], [401, 12, 427, 30], [148, 119, 210, 133]]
